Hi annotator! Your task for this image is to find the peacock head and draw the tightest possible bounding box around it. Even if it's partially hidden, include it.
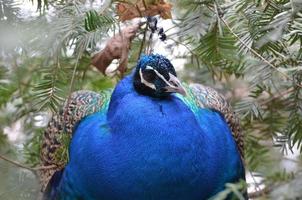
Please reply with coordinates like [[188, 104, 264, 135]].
[[133, 54, 186, 98]]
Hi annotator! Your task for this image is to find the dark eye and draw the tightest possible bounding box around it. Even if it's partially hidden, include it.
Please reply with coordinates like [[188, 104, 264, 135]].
[[143, 70, 156, 82]]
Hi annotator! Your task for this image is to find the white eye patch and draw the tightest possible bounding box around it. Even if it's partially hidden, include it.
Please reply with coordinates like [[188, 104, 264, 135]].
[[139, 68, 156, 90], [140, 65, 176, 90]]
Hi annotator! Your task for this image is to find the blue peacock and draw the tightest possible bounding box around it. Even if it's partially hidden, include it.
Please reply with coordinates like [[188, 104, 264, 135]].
[[40, 54, 245, 200]]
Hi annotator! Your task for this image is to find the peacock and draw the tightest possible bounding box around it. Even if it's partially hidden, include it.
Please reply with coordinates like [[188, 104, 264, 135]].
[[40, 54, 245, 200]]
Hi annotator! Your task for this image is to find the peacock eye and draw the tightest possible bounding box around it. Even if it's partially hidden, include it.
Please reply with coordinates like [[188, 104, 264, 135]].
[[143, 70, 156, 82]]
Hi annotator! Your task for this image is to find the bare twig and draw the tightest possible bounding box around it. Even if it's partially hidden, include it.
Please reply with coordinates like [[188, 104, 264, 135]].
[[248, 186, 271, 199], [137, 21, 149, 61], [0, 154, 57, 172], [260, 87, 294, 106], [167, 37, 201, 69]]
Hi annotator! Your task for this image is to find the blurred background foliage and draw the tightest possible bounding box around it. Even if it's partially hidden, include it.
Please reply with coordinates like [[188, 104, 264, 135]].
[[0, 0, 302, 199]]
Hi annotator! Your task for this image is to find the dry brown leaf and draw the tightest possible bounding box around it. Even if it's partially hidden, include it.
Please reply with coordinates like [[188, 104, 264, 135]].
[[91, 23, 140, 76], [116, 0, 172, 22]]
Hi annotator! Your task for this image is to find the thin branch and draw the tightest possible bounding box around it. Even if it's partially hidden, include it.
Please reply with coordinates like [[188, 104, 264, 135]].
[[260, 87, 294, 106], [281, 157, 301, 163], [249, 170, 262, 193], [248, 186, 271, 199], [162, 23, 179, 34], [167, 37, 201, 68], [63, 54, 82, 121], [0, 154, 34, 171], [0, 154, 57, 172], [137, 21, 148, 61], [142, 0, 147, 10], [33, 165, 58, 170]]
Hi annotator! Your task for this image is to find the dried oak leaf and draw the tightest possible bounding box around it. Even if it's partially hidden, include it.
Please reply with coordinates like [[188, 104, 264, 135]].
[[91, 23, 140, 75], [116, 0, 172, 22]]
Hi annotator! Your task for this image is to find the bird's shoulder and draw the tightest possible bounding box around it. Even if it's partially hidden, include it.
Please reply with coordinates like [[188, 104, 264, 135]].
[[181, 83, 244, 160], [39, 89, 112, 191]]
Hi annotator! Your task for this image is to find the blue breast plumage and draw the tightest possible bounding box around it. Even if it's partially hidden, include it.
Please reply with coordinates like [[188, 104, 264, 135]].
[[40, 54, 245, 200]]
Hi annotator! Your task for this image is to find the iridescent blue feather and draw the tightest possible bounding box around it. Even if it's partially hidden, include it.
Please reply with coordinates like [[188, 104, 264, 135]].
[[41, 55, 245, 200]]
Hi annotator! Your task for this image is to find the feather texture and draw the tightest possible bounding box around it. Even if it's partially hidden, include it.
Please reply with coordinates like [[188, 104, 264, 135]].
[[182, 83, 244, 160]]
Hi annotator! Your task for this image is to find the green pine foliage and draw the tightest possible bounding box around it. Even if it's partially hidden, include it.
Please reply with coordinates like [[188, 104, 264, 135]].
[[174, 0, 302, 165], [210, 180, 247, 200]]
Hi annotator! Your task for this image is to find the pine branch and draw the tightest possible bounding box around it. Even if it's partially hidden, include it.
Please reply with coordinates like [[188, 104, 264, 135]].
[[211, 2, 302, 88]]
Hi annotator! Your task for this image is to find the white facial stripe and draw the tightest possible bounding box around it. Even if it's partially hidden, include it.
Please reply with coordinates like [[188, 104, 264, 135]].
[[146, 65, 153, 70], [139, 68, 156, 90], [144, 65, 173, 87], [152, 69, 174, 88], [140, 66, 180, 91]]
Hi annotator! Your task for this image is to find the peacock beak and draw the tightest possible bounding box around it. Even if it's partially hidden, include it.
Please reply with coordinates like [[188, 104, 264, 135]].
[[164, 73, 187, 96]]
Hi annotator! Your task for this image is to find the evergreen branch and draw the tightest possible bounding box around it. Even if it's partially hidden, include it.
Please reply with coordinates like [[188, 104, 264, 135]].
[[219, 16, 299, 87], [210, 3, 302, 88]]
